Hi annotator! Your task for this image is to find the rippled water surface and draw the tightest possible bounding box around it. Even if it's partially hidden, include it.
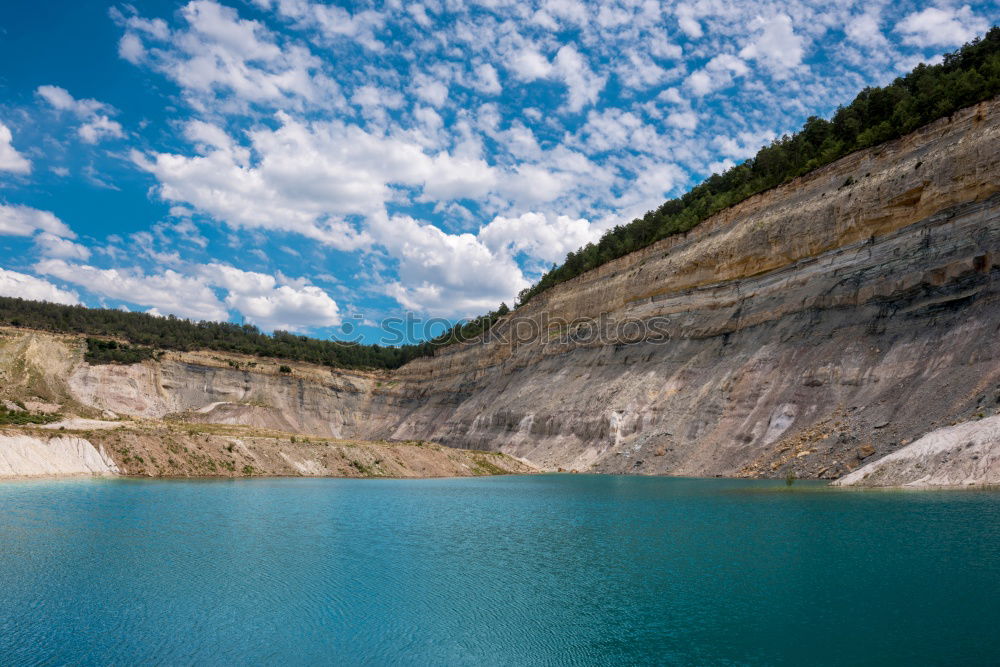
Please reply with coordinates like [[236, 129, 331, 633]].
[[2, 475, 999, 665]]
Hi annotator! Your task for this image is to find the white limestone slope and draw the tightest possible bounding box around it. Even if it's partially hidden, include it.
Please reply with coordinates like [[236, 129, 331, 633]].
[[834, 416, 1000, 487], [0, 435, 120, 478]]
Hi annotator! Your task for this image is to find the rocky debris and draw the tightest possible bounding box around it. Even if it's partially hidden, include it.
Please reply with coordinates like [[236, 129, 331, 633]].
[[834, 415, 1000, 487], [92, 424, 536, 479], [738, 412, 853, 480]]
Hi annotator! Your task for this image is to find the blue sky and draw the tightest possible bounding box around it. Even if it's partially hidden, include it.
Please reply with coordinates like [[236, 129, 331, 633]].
[[0, 0, 995, 343]]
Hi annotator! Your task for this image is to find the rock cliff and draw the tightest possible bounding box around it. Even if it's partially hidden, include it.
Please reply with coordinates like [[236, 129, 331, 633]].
[[380, 98, 1000, 479], [3, 98, 1000, 482]]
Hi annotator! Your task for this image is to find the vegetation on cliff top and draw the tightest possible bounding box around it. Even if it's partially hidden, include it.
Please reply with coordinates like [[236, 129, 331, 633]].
[[0, 296, 431, 370], [1, 29, 997, 369], [84, 338, 158, 365]]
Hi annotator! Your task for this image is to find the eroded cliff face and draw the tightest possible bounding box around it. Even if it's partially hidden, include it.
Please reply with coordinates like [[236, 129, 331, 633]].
[[0, 331, 390, 440], [5, 99, 1000, 479], [378, 98, 1000, 478], [68, 350, 386, 439]]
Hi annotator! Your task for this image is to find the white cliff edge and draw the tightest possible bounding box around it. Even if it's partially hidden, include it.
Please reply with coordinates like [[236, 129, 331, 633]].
[[0, 435, 120, 479]]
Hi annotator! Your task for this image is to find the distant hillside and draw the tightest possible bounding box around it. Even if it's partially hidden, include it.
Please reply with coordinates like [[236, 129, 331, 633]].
[[0, 296, 430, 370]]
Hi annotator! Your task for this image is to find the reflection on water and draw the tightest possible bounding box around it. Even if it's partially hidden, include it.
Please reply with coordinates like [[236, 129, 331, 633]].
[[1, 475, 999, 665]]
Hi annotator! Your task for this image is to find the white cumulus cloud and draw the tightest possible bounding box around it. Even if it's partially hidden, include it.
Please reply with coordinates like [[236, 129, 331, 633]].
[[675, 4, 703, 38], [371, 213, 529, 317], [0, 123, 31, 174], [114, 0, 342, 113], [198, 263, 341, 331], [686, 54, 749, 96], [480, 212, 600, 265], [895, 6, 988, 48], [36, 85, 124, 144], [255, 0, 386, 51], [32, 257, 342, 332], [132, 115, 502, 248], [0, 204, 75, 238], [35, 232, 92, 260], [0, 268, 79, 305], [553, 45, 606, 112], [472, 63, 502, 95], [846, 11, 887, 47], [36, 259, 229, 321], [507, 48, 553, 81], [739, 14, 806, 77]]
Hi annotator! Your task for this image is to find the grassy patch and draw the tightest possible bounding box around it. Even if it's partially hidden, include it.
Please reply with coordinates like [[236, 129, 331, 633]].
[[348, 459, 374, 475], [471, 455, 507, 476], [0, 406, 60, 425]]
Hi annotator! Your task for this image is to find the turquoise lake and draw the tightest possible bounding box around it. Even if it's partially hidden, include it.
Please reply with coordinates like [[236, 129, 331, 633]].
[[1, 475, 999, 665]]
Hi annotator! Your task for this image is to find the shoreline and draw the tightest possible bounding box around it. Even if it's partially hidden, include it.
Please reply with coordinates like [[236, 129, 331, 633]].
[[5, 421, 1000, 489], [4, 469, 1000, 490]]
